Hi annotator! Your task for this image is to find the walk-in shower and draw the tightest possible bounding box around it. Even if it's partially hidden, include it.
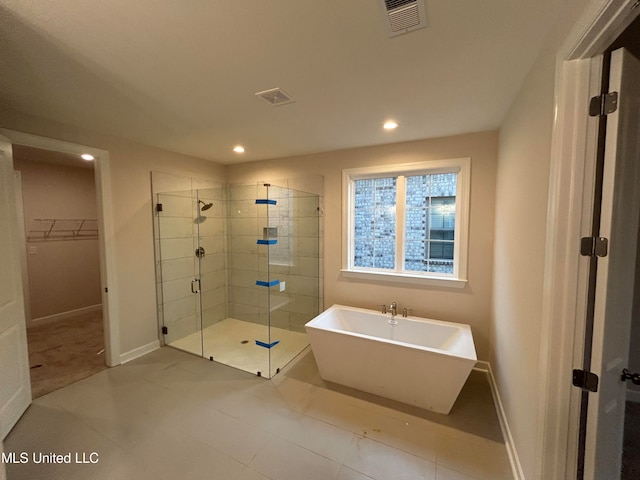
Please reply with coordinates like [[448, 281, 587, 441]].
[[152, 181, 322, 378]]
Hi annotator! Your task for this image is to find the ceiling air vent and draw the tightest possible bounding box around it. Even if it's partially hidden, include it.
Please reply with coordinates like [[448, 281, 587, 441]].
[[380, 0, 427, 37], [254, 88, 295, 106]]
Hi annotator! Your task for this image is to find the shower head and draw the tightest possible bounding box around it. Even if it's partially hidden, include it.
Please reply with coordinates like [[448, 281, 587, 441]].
[[199, 200, 213, 211]]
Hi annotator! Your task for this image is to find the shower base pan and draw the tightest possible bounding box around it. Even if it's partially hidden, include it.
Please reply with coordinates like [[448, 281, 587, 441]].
[[168, 317, 309, 377]]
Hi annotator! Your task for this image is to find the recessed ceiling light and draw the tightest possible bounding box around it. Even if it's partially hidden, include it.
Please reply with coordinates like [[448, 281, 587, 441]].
[[81, 153, 95, 161], [383, 121, 398, 130], [233, 146, 245, 153]]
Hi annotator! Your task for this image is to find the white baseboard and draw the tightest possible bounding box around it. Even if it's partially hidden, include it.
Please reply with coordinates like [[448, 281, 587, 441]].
[[626, 388, 640, 403], [29, 304, 102, 327], [119, 340, 160, 364], [473, 361, 490, 373], [474, 360, 524, 480]]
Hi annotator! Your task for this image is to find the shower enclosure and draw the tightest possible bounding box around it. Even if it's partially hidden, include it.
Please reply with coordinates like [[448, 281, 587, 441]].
[[152, 182, 321, 378]]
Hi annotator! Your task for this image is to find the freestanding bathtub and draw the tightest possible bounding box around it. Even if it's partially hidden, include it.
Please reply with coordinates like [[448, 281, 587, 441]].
[[304, 304, 477, 414]]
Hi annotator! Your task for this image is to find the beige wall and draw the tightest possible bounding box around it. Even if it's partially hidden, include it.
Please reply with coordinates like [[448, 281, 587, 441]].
[[14, 157, 101, 320], [1, 106, 226, 357], [227, 131, 498, 360], [3, 107, 495, 360], [491, 1, 590, 478], [493, 53, 554, 478]]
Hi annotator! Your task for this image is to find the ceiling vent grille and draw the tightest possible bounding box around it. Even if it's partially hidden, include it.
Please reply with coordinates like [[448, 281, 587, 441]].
[[380, 0, 426, 37], [254, 88, 295, 106]]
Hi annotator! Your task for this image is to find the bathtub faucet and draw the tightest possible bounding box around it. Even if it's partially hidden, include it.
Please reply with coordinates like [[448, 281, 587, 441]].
[[388, 302, 399, 325]]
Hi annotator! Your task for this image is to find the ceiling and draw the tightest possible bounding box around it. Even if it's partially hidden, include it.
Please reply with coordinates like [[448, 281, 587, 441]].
[[0, 1, 559, 164]]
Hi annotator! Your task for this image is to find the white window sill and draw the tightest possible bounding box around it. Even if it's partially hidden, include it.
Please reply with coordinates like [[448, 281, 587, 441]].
[[340, 269, 467, 288]]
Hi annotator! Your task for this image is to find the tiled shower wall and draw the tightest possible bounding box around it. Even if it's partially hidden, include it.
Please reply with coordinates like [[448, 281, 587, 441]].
[[227, 184, 321, 333], [227, 184, 269, 326]]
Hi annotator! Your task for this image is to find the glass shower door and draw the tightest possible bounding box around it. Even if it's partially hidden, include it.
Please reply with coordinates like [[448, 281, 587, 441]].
[[194, 187, 228, 363], [155, 189, 203, 357]]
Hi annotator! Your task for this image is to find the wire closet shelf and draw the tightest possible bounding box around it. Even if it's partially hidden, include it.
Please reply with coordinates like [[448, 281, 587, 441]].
[[27, 218, 99, 241]]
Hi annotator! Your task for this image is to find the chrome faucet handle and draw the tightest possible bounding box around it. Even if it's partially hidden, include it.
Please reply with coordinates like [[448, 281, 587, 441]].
[[402, 307, 412, 318], [377, 304, 387, 314]]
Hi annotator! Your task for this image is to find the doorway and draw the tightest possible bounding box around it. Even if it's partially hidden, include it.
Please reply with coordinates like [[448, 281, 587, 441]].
[[0, 129, 119, 365], [606, 19, 640, 478], [538, 3, 640, 479], [0, 129, 118, 440], [577, 45, 640, 479], [13, 144, 107, 397], [579, 18, 640, 480]]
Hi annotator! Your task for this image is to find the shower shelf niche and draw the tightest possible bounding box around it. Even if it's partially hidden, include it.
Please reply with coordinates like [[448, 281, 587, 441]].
[[27, 218, 99, 241]]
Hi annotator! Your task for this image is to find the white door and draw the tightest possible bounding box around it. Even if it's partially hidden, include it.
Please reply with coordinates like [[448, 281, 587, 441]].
[[0, 134, 31, 440], [585, 48, 640, 479]]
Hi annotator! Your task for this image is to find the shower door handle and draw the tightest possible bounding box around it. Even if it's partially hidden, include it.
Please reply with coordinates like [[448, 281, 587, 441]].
[[191, 279, 201, 294]]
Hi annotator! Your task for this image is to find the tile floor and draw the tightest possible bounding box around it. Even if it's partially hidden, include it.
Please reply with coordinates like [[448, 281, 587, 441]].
[[4, 347, 513, 480], [169, 318, 309, 378]]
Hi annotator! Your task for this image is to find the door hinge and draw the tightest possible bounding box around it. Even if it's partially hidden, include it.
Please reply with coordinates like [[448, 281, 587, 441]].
[[580, 236, 608, 257], [156, 203, 163, 212], [573, 369, 599, 392], [589, 92, 618, 117], [162, 326, 168, 335]]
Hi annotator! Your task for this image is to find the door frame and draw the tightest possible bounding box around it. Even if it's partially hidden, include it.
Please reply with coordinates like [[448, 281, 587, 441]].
[[0, 129, 120, 367], [13, 171, 32, 324], [539, 1, 640, 478]]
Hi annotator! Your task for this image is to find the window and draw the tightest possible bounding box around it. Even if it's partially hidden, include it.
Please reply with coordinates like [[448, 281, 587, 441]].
[[342, 158, 470, 287], [353, 177, 397, 269]]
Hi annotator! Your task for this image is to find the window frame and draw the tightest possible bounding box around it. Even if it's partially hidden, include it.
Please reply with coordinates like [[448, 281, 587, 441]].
[[341, 158, 470, 288]]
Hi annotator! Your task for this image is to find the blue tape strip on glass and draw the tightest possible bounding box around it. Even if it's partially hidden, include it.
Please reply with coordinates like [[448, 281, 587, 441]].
[[255, 279, 280, 287], [255, 199, 277, 205], [256, 239, 277, 245], [255, 340, 280, 349]]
